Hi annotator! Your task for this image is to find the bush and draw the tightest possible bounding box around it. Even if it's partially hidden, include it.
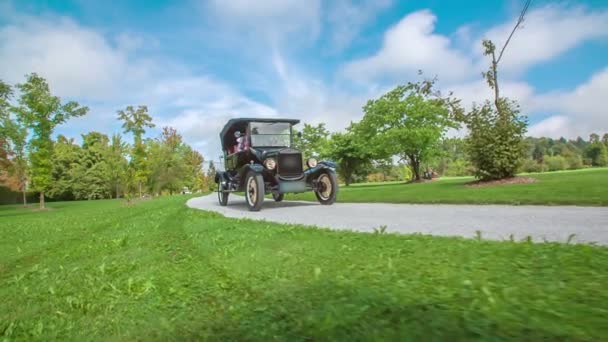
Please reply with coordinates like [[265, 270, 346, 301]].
[[565, 154, 583, 170], [443, 159, 473, 177], [545, 155, 568, 171], [465, 99, 527, 180], [520, 158, 543, 173]]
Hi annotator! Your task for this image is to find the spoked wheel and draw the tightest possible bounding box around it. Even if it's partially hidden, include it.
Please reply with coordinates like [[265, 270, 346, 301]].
[[245, 172, 265, 211], [315, 172, 338, 205], [217, 182, 229, 206], [272, 192, 284, 202]]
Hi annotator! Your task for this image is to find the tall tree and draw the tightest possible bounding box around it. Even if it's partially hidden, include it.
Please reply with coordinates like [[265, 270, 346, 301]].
[[0, 82, 28, 205], [358, 79, 461, 181], [0, 80, 15, 190], [326, 125, 372, 186], [205, 160, 215, 191], [15, 73, 88, 208], [117, 105, 154, 197], [466, 2, 530, 180], [149, 127, 179, 194], [108, 134, 129, 198], [71, 132, 113, 200], [183, 147, 204, 192], [49, 135, 81, 200], [293, 123, 330, 158]]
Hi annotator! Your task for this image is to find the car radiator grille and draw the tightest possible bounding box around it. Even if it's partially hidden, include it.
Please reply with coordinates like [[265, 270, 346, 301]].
[[278, 151, 303, 178]]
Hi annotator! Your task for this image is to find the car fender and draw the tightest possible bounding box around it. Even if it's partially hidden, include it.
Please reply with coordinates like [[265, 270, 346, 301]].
[[215, 171, 231, 184], [238, 163, 265, 185], [304, 160, 337, 181]]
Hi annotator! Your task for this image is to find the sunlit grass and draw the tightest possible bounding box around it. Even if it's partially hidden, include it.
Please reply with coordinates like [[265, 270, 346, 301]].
[[288, 168, 608, 205], [1, 195, 607, 340]]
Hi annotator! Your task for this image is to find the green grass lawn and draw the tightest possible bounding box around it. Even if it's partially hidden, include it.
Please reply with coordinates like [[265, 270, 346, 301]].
[[288, 168, 608, 205], [1, 196, 607, 340]]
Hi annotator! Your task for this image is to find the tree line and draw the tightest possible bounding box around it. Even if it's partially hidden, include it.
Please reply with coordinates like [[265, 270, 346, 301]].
[[1, 74, 210, 207], [293, 39, 606, 186]]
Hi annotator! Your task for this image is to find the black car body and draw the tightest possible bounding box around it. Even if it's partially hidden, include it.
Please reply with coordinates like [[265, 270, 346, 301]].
[[215, 118, 338, 211]]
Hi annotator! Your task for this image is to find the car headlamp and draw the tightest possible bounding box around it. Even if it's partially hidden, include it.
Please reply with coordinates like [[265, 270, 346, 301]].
[[307, 158, 318, 168], [264, 158, 277, 170]]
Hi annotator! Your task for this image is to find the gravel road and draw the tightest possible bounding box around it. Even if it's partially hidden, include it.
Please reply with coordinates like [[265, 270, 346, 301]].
[[187, 194, 608, 245]]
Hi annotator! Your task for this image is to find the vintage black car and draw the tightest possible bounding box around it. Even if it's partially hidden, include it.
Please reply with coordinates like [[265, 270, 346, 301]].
[[215, 118, 338, 211]]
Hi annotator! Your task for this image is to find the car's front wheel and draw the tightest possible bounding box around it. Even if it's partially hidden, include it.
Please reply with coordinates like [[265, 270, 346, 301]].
[[217, 182, 229, 206], [245, 171, 265, 211], [314, 172, 338, 205]]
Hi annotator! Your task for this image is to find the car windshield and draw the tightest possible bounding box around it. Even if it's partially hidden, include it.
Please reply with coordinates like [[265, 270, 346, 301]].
[[250, 122, 291, 147]]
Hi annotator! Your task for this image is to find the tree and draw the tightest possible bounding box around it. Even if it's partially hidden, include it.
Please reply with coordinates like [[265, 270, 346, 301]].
[[70, 132, 113, 200], [117, 105, 154, 197], [358, 79, 461, 181], [15, 73, 88, 208], [293, 123, 330, 158], [584, 139, 608, 167], [602, 133, 608, 147], [108, 134, 129, 198], [183, 148, 204, 192], [1, 80, 29, 205], [326, 126, 372, 186], [48, 135, 81, 200], [465, 39, 528, 180], [205, 160, 216, 192], [466, 98, 527, 180], [146, 126, 205, 195], [0, 80, 14, 188]]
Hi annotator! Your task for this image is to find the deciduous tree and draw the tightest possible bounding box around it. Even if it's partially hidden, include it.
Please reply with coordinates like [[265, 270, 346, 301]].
[[359, 79, 461, 181], [326, 125, 372, 186], [15, 73, 88, 208], [117, 105, 154, 197], [465, 40, 527, 180]]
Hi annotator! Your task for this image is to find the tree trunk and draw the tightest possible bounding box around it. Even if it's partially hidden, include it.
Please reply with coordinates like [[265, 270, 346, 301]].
[[116, 183, 120, 199], [22, 184, 27, 207], [39, 191, 45, 210], [409, 155, 421, 181], [492, 60, 500, 111], [138, 182, 142, 198]]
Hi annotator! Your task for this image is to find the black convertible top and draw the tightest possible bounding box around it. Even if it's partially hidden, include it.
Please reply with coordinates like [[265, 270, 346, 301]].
[[219, 118, 300, 150]]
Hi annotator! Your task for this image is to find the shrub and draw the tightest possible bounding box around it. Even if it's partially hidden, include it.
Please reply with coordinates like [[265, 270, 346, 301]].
[[444, 159, 473, 177], [564, 154, 583, 170], [520, 158, 543, 173], [465, 99, 528, 180], [545, 155, 568, 171]]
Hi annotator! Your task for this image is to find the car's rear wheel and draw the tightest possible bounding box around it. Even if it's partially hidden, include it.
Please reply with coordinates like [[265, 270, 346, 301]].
[[217, 182, 229, 206], [245, 171, 264, 211], [315, 172, 338, 205], [272, 192, 284, 202]]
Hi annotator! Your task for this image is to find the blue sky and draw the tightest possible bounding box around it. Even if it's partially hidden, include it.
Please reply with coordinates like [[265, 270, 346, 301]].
[[1, 0, 607, 161]]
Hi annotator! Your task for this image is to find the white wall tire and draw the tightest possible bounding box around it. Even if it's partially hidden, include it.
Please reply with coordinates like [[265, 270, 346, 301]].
[[245, 172, 265, 211], [217, 183, 229, 206], [314, 172, 338, 205]]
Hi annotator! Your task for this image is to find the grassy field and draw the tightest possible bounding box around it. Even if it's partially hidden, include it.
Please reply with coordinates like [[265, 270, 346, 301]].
[[288, 168, 608, 205], [1, 196, 607, 340]]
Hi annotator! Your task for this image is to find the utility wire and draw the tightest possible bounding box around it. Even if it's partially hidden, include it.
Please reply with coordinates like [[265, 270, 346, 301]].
[[496, 0, 532, 64]]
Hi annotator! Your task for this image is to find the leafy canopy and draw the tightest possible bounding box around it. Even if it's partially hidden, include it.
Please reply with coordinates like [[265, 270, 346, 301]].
[[358, 79, 461, 180], [14, 73, 88, 205]]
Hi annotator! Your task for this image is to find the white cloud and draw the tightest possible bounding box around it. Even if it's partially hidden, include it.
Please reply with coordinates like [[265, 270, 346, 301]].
[[342, 10, 474, 83], [528, 68, 608, 138], [0, 16, 152, 100], [480, 4, 608, 75], [325, 0, 393, 51], [205, 0, 321, 44], [447, 79, 535, 111]]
